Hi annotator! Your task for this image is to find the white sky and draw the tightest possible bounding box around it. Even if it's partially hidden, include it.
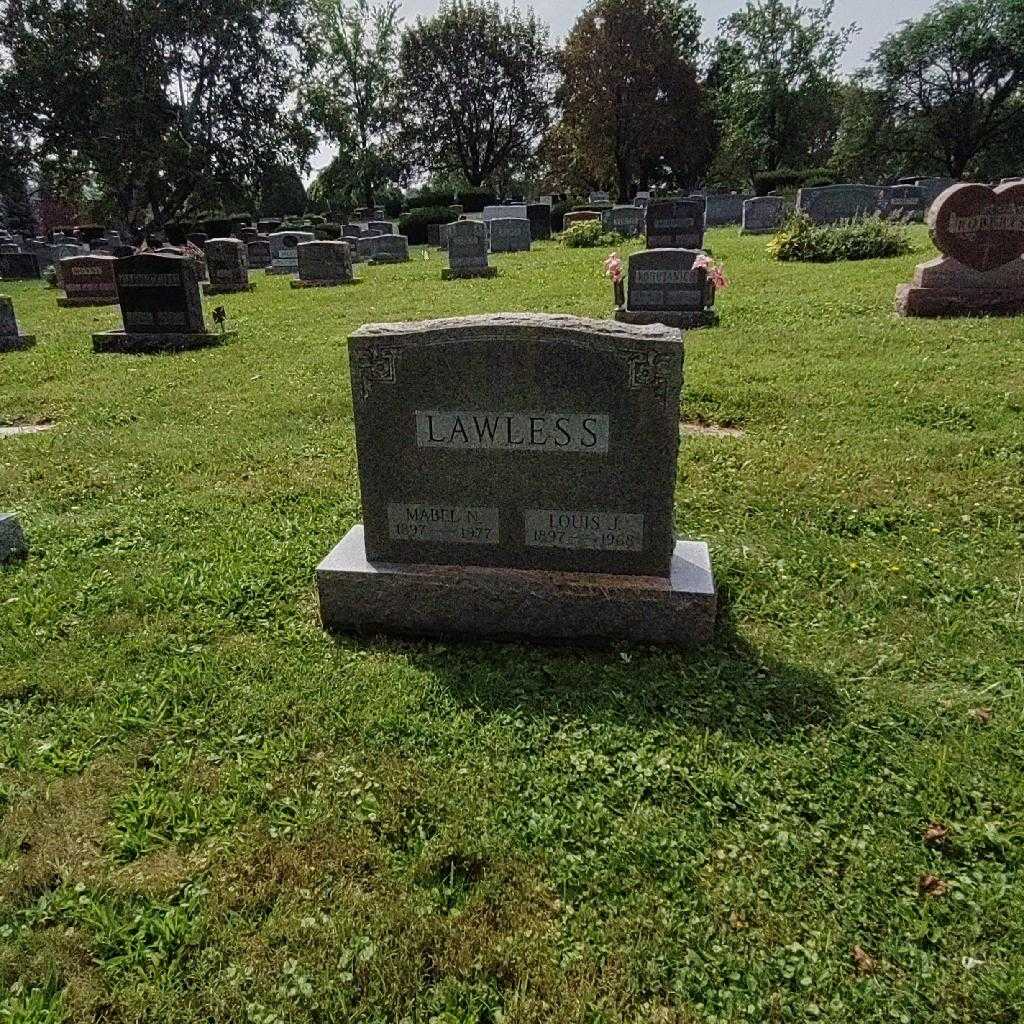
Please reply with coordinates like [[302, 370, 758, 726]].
[[309, 0, 938, 175]]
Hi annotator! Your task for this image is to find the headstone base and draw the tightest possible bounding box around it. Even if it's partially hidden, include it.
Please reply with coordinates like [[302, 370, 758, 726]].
[[266, 266, 297, 276], [202, 283, 256, 296], [895, 285, 1024, 318], [369, 255, 410, 265], [739, 227, 776, 236], [0, 333, 36, 352], [317, 525, 716, 649], [92, 330, 234, 354], [614, 308, 716, 328], [57, 296, 118, 307], [0, 513, 28, 563], [442, 266, 498, 281], [289, 279, 361, 289]]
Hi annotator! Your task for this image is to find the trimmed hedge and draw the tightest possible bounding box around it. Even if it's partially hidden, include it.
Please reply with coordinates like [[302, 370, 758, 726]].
[[407, 189, 457, 211], [457, 187, 498, 213], [398, 206, 458, 245], [768, 212, 912, 263]]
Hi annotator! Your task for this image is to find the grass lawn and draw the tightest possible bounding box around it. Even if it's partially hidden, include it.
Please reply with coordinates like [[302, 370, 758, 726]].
[[1, 227, 1022, 1023]]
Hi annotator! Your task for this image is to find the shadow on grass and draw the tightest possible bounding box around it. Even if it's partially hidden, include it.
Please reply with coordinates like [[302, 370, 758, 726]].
[[334, 581, 843, 743]]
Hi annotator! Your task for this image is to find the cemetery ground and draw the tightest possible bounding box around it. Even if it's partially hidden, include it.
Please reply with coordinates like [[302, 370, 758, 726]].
[[1, 227, 1022, 1023]]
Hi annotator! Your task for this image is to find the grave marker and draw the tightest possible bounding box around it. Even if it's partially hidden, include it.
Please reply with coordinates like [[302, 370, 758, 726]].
[[203, 238, 253, 295], [602, 206, 645, 237], [614, 249, 716, 328], [57, 255, 119, 307], [369, 235, 411, 264], [645, 198, 706, 249], [317, 313, 715, 646], [526, 204, 552, 241], [796, 184, 884, 224], [442, 220, 497, 280], [93, 252, 232, 353], [0, 295, 36, 351], [489, 218, 532, 253], [1, 253, 41, 280], [0, 513, 28, 563], [741, 196, 789, 235], [291, 241, 358, 288]]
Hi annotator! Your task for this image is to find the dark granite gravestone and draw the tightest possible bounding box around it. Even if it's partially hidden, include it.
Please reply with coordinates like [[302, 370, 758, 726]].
[[526, 203, 552, 241], [742, 196, 789, 235], [0, 243, 20, 254], [602, 206, 645, 237], [796, 184, 884, 224], [343, 224, 364, 238], [0, 513, 28, 563], [563, 211, 601, 228], [257, 219, 282, 234], [442, 220, 496, 280], [915, 177, 958, 207], [236, 227, 260, 244], [317, 313, 715, 647], [0, 295, 36, 351], [203, 238, 253, 295], [483, 205, 527, 225], [0, 253, 41, 280], [588, 191, 612, 208], [187, 232, 209, 248], [488, 218, 532, 253], [705, 193, 751, 226], [880, 185, 927, 222], [93, 252, 232, 353], [246, 239, 272, 269], [291, 241, 358, 288], [614, 249, 715, 328], [896, 182, 1024, 317], [369, 235, 411, 264], [645, 198, 706, 249], [369, 221, 395, 235], [57, 255, 119, 307]]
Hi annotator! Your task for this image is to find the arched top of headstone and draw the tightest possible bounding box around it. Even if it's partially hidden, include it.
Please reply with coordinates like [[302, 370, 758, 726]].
[[928, 182, 1024, 273]]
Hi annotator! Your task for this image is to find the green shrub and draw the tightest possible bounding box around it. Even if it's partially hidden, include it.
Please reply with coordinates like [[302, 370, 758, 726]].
[[769, 212, 912, 263], [378, 187, 404, 218], [550, 202, 571, 233], [398, 206, 457, 245], [457, 187, 498, 213], [315, 222, 343, 240], [560, 220, 624, 249]]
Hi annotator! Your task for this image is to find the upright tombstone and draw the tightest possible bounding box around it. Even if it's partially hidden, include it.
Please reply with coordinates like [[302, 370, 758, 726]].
[[915, 177, 958, 207], [489, 218, 532, 254], [291, 240, 358, 288], [705, 193, 751, 227], [267, 231, 314, 275], [602, 206, 645, 238], [369, 235, 411, 264], [203, 238, 253, 295], [442, 220, 497, 280], [343, 223, 364, 238], [645, 198, 706, 250], [562, 210, 601, 228], [742, 196, 790, 235], [357, 235, 384, 262], [634, 191, 651, 209], [93, 252, 232, 353], [317, 313, 716, 646], [0, 253, 41, 280], [237, 226, 260, 244], [526, 203, 552, 241], [896, 182, 1024, 317], [879, 185, 927, 222], [246, 239, 273, 270], [368, 221, 395, 236], [614, 249, 716, 328], [796, 184, 884, 224], [57, 255, 119, 306], [483, 205, 527, 224], [0, 513, 28, 563], [588, 191, 612, 208], [0, 295, 36, 351]]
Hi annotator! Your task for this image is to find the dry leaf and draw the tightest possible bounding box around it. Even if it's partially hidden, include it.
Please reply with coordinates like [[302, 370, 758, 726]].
[[918, 874, 948, 897], [852, 945, 876, 975], [971, 707, 993, 725], [923, 823, 950, 847], [729, 910, 747, 930]]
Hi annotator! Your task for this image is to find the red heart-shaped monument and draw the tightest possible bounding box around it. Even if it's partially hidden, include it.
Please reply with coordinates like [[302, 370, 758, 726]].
[[930, 182, 1024, 273]]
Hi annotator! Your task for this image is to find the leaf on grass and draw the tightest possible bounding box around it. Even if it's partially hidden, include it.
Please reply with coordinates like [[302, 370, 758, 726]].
[[918, 874, 948, 897], [971, 707, 993, 725], [852, 945, 876, 975], [923, 822, 949, 847]]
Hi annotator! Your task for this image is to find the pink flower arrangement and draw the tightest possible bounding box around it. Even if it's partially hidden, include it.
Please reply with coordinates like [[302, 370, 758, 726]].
[[693, 253, 730, 290], [603, 252, 624, 284]]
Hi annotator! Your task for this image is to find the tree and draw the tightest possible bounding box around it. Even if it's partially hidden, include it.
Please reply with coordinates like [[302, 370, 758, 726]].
[[258, 163, 308, 217], [0, 0, 315, 230], [305, 0, 405, 208], [398, 1, 557, 188], [709, 0, 857, 180], [553, 0, 715, 198], [858, 0, 1024, 178]]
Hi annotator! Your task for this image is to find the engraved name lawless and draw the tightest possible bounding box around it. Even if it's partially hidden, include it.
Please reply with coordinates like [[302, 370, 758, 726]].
[[416, 411, 609, 453], [388, 504, 499, 544]]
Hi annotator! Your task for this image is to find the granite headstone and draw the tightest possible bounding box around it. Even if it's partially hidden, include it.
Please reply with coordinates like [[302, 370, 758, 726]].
[[57, 254, 119, 306], [0, 295, 36, 351], [645, 198, 706, 249], [442, 220, 496, 280]]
